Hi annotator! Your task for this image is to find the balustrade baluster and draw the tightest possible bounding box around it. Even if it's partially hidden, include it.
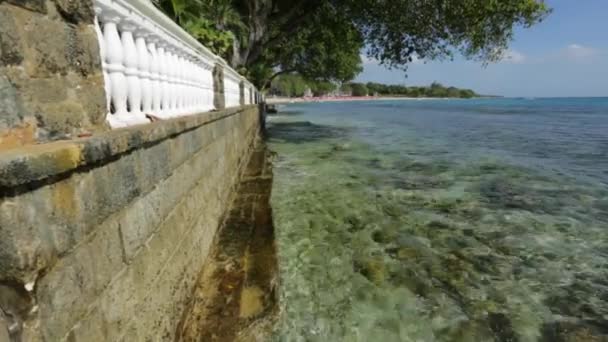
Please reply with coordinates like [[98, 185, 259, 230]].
[[177, 53, 186, 115], [101, 11, 129, 126], [157, 43, 170, 117], [186, 55, 194, 114], [190, 59, 196, 111], [203, 62, 211, 111], [192, 59, 199, 112], [94, 8, 111, 116], [135, 26, 152, 115], [167, 48, 177, 116], [147, 36, 162, 115], [120, 21, 146, 123], [187, 57, 196, 113]]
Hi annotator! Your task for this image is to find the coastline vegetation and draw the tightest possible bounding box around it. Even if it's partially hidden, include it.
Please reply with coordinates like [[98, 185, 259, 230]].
[[270, 74, 479, 99]]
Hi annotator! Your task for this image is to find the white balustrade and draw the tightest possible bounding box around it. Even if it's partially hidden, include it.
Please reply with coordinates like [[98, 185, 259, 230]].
[[244, 85, 252, 105], [95, 0, 252, 128], [223, 66, 242, 108]]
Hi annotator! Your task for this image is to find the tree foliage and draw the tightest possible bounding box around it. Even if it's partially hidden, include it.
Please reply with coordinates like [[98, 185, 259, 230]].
[[154, 0, 550, 88], [270, 74, 308, 97], [362, 82, 478, 98], [270, 77, 479, 99], [350, 83, 369, 97]]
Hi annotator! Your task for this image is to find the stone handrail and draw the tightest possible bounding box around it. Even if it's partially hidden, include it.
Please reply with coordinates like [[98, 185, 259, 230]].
[[93, 0, 258, 128]]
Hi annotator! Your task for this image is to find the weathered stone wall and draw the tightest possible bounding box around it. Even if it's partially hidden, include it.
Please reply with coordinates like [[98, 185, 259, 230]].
[[0, 105, 262, 341], [0, 0, 106, 149]]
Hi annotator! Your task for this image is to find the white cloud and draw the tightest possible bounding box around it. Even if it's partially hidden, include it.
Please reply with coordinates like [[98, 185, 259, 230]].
[[501, 49, 526, 64], [564, 43, 597, 60]]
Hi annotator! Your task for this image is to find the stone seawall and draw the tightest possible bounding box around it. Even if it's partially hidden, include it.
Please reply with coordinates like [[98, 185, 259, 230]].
[[0, 105, 262, 341], [0, 0, 106, 149]]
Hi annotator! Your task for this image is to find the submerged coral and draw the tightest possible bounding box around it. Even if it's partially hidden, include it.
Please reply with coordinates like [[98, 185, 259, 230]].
[[268, 115, 608, 342]]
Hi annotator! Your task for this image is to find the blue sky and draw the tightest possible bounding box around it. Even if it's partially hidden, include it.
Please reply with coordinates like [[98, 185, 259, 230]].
[[356, 0, 608, 97]]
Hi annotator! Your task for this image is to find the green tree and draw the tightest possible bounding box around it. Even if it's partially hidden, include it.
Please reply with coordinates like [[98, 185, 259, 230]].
[[340, 83, 353, 95], [310, 81, 336, 96], [155, 0, 550, 89], [271, 74, 308, 97], [350, 83, 369, 97], [459, 89, 477, 98]]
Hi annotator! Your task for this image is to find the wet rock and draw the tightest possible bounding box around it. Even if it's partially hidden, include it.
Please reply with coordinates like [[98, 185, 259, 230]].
[[446, 319, 495, 342], [425, 198, 463, 213], [331, 142, 351, 151], [540, 320, 608, 342], [345, 214, 365, 232], [381, 203, 401, 217], [478, 178, 568, 214], [487, 312, 517, 342], [393, 175, 451, 190], [394, 159, 451, 175], [427, 220, 451, 229], [354, 257, 387, 285], [388, 268, 433, 297]]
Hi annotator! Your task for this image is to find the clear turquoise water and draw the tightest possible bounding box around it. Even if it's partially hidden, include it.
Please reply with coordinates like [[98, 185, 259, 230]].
[[267, 98, 608, 342]]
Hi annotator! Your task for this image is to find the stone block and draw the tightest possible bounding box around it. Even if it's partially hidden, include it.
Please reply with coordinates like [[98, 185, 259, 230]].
[[99, 178, 212, 340], [23, 78, 68, 104], [36, 218, 123, 341], [65, 305, 108, 342], [23, 15, 70, 76], [36, 252, 95, 341], [70, 74, 107, 127], [51, 0, 94, 24], [66, 26, 102, 76], [126, 213, 214, 341], [0, 75, 25, 130], [0, 190, 55, 283], [0, 7, 24, 66], [5, 0, 46, 14]]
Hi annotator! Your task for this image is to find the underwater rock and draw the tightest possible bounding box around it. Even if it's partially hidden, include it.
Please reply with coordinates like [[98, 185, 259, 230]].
[[480, 179, 539, 211], [426, 220, 451, 229], [444, 319, 495, 342], [345, 214, 366, 232], [487, 312, 518, 342], [381, 203, 401, 217], [394, 159, 451, 175], [393, 175, 452, 190], [424, 197, 463, 214], [332, 142, 351, 151], [354, 256, 387, 286], [478, 178, 568, 214], [540, 320, 608, 342]]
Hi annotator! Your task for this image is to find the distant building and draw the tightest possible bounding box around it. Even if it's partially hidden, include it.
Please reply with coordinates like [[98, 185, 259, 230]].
[[304, 88, 313, 97]]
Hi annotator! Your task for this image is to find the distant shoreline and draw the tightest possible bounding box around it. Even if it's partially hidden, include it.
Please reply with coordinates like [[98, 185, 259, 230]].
[[265, 96, 485, 104]]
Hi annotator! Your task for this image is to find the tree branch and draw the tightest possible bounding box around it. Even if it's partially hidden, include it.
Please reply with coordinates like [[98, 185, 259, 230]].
[[262, 68, 296, 90]]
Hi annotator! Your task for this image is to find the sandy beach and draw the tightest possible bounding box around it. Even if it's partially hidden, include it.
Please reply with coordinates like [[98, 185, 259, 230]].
[[265, 96, 448, 104]]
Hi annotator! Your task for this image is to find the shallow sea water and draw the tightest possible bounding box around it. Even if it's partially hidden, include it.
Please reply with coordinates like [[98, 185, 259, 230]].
[[267, 98, 608, 342]]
